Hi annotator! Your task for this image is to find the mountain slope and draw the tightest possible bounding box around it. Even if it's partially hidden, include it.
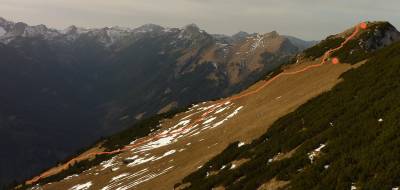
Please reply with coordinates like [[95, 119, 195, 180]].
[[178, 22, 400, 190], [29, 58, 359, 190], [0, 17, 315, 188], [20, 21, 400, 190]]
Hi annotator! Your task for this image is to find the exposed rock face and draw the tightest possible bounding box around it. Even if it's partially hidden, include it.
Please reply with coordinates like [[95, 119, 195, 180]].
[[362, 22, 400, 50]]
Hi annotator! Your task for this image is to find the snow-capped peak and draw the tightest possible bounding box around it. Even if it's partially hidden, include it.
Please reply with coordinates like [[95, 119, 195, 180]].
[[134, 24, 164, 33], [0, 18, 61, 42], [22, 24, 59, 38], [61, 25, 83, 34], [177, 23, 207, 40], [0, 17, 213, 48]]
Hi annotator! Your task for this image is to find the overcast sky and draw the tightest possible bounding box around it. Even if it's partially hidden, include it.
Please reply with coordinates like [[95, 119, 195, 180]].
[[0, 0, 399, 40]]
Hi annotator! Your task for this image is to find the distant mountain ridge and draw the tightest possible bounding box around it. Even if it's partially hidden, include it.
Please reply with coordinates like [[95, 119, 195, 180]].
[[0, 17, 316, 50], [0, 17, 316, 188]]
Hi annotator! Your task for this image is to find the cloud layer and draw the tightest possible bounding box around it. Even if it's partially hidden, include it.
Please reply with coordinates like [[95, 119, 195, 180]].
[[0, 0, 399, 40]]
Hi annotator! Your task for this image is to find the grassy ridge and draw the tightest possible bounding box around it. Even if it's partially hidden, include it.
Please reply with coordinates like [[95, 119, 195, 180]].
[[305, 22, 396, 65], [178, 41, 400, 190], [331, 22, 394, 64]]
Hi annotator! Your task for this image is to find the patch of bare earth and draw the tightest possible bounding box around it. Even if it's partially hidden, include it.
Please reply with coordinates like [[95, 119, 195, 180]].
[[257, 178, 289, 190], [270, 146, 299, 163], [230, 158, 250, 169], [38, 59, 363, 190]]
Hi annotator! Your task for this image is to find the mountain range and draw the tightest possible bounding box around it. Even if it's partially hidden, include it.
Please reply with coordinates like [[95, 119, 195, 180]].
[[12, 21, 400, 190], [0, 17, 317, 188]]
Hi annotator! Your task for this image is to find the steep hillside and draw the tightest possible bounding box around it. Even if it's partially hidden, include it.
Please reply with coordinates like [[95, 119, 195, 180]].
[[18, 21, 399, 190], [178, 22, 400, 190], [26, 58, 358, 190], [0, 17, 314, 188]]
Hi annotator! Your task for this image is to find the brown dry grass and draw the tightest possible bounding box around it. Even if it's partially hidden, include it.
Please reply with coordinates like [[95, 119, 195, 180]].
[[257, 177, 289, 190], [40, 59, 363, 190]]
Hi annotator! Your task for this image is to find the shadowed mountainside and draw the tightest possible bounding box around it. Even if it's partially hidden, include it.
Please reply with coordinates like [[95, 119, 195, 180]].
[[0, 17, 316, 188]]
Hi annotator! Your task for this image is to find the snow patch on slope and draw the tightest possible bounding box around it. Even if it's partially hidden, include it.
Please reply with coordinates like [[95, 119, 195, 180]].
[[101, 168, 148, 190], [91, 101, 244, 189], [100, 156, 119, 170], [111, 173, 130, 182], [101, 167, 174, 190], [308, 144, 326, 163], [127, 156, 156, 167], [69, 181, 92, 190], [250, 34, 265, 51]]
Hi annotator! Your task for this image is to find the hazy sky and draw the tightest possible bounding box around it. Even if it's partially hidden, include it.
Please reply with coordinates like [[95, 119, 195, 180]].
[[0, 0, 399, 40]]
